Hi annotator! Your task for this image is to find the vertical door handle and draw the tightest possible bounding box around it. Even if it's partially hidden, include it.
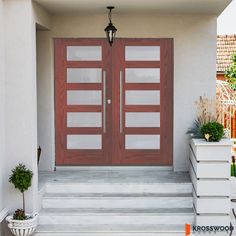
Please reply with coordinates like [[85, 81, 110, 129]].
[[103, 71, 106, 133], [120, 71, 123, 133]]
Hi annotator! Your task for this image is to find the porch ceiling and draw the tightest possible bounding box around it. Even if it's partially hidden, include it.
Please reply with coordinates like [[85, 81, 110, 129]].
[[34, 0, 231, 16]]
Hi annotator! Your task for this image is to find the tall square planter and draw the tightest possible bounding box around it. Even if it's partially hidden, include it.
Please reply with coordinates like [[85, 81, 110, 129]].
[[190, 138, 231, 226]]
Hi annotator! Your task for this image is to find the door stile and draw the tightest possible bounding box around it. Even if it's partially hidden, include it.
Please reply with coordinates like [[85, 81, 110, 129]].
[[111, 40, 123, 164], [119, 40, 126, 164], [103, 40, 112, 164], [160, 39, 173, 165], [55, 39, 67, 165]]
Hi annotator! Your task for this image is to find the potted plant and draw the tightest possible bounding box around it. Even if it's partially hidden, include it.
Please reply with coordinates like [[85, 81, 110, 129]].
[[188, 96, 231, 226], [6, 164, 38, 236]]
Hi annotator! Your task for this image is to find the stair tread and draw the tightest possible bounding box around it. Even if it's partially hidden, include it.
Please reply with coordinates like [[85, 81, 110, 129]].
[[43, 192, 192, 198], [39, 207, 194, 215], [36, 224, 186, 233], [39, 170, 191, 185]]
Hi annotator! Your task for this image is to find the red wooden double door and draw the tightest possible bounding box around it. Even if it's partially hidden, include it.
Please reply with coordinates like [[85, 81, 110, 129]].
[[55, 38, 173, 165]]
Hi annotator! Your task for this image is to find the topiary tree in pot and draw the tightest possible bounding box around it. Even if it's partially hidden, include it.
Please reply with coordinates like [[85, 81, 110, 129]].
[[6, 164, 38, 236], [9, 164, 33, 219]]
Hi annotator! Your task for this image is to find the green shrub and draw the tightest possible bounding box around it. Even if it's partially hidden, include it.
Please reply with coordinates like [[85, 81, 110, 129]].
[[200, 122, 224, 142], [225, 54, 236, 90], [187, 119, 203, 138]]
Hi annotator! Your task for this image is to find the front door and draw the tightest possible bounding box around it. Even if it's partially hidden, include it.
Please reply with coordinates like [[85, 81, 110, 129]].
[[55, 38, 173, 165]]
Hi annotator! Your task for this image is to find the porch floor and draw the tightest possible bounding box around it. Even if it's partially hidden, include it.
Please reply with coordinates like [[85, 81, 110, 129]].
[[38, 167, 191, 190]]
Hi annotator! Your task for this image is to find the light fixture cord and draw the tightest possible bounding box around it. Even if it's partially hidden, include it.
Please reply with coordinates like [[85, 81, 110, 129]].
[[109, 9, 112, 23]]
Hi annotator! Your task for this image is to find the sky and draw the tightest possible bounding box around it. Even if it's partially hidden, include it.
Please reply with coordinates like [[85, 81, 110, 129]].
[[217, 0, 236, 35]]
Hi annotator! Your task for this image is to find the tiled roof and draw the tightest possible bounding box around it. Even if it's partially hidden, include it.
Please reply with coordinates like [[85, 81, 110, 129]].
[[217, 35, 236, 73]]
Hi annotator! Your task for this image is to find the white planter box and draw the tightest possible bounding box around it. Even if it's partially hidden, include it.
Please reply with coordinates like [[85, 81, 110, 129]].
[[195, 214, 230, 226], [190, 164, 230, 196], [190, 138, 231, 227], [190, 139, 231, 162], [190, 148, 230, 179], [193, 191, 230, 214], [231, 177, 236, 198]]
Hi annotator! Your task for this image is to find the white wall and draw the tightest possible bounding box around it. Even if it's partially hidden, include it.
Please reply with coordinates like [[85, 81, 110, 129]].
[[218, 0, 236, 34], [37, 13, 217, 171], [0, 0, 51, 220], [3, 0, 38, 213], [33, 1, 53, 171], [37, 31, 55, 171], [0, 0, 5, 219], [33, 1, 51, 30]]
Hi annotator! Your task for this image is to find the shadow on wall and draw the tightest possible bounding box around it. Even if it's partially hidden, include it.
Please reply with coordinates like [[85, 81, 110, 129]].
[[1, 220, 12, 236]]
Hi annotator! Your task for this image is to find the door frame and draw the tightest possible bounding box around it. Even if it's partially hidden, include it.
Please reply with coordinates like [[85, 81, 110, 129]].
[[54, 38, 173, 166]]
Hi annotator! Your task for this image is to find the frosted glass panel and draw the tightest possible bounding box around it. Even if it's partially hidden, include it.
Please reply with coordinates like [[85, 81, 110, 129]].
[[67, 90, 101, 105], [67, 46, 101, 61], [126, 91, 160, 105], [125, 46, 160, 61], [67, 135, 102, 149], [67, 112, 102, 127], [125, 135, 160, 149], [67, 68, 102, 83], [125, 68, 160, 83], [126, 112, 160, 127]]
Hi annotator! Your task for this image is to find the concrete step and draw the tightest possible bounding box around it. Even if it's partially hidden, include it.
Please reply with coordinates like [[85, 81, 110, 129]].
[[39, 170, 191, 188], [42, 193, 193, 209], [35, 224, 186, 236], [45, 182, 192, 194], [38, 208, 194, 225]]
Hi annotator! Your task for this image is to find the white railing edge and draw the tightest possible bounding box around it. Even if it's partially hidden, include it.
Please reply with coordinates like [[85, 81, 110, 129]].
[[0, 208, 9, 223]]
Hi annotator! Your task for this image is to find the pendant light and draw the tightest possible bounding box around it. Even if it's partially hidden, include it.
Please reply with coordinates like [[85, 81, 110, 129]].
[[104, 6, 117, 46]]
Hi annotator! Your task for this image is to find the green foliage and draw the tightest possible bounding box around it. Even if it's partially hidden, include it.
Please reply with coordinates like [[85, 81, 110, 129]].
[[200, 122, 224, 142], [9, 164, 33, 193], [232, 164, 236, 177], [225, 54, 236, 90], [187, 119, 203, 138], [13, 209, 26, 220]]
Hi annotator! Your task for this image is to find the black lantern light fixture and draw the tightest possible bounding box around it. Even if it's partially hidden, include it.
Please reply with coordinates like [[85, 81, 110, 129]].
[[104, 6, 117, 46]]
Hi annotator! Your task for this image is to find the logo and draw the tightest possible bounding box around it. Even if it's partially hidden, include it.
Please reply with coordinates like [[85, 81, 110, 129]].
[[185, 224, 191, 235], [185, 224, 234, 235]]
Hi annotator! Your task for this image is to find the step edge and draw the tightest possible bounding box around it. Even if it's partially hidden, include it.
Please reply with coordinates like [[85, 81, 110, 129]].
[[35, 225, 186, 233], [42, 193, 193, 199], [39, 212, 194, 216], [45, 182, 192, 185]]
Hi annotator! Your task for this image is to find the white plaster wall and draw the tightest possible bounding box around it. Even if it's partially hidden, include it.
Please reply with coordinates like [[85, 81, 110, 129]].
[[33, 1, 51, 30], [3, 0, 38, 213], [33, 0, 54, 171], [37, 31, 55, 171], [0, 0, 5, 218], [37, 13, 217, 171]]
